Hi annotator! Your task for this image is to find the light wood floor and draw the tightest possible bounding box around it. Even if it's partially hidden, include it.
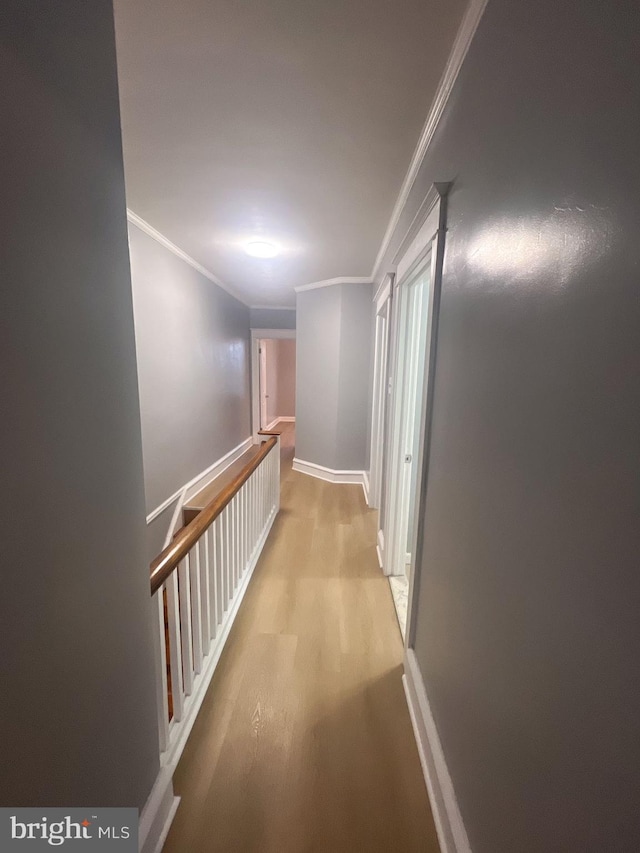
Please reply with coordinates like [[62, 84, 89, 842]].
[[163, 423, 440, 853]]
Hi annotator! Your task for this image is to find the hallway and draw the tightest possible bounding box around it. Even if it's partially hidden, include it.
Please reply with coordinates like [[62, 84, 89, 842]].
[[162, 423, 439, 852]]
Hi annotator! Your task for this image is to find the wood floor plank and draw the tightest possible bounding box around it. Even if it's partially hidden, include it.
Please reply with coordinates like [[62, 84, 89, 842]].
[[162, 423, 440, 853]]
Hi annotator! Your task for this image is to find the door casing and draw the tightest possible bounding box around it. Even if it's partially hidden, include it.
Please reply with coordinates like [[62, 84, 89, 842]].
[[250, 328, 296, 441], [378, 184, 449, 646], [368, 275, 393, 511]]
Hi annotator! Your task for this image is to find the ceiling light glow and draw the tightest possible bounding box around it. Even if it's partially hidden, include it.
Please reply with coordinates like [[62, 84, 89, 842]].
[[244, 240, 280, 259]]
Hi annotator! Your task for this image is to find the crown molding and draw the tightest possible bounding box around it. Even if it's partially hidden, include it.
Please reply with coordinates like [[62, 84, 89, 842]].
[[294, 275, 373, 294], [370, 0, 489, 282], [126, 209, 250, 306]]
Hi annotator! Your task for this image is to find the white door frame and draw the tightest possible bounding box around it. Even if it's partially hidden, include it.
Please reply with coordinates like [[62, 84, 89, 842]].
[[250, 328, 296, 442], [368, 274, 393, 510], [380, 184, 449, 647]]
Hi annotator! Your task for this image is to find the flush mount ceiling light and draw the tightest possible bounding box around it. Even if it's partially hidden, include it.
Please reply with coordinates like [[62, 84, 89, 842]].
[[244, 240, 280, 259]]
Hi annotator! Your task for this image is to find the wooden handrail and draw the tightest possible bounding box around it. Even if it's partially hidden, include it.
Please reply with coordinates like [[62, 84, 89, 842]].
[[150, 436, 278, 595]]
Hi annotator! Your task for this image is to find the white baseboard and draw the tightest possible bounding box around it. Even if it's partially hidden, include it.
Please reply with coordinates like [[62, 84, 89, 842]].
[[265, 416, 295, 431], [139, 767, 180, 853], [161, 505, 279, 773], [403, 649, 471, 853], [292, 457, 365, 486], [362, 470, 370, 505]]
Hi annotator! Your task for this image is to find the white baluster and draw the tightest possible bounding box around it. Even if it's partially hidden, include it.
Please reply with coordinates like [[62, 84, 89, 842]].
[[200, 533, 211, 655], [264, 455, 269, 527], [214, 517, 224, 626], [178, 556, 194, 695], [190, 546, 203, 675], [240, 483, 247, 577], [237, 486, 244, 580], [256, 463, 261, 538], [246, 477, 252, 564], [248, 474, 253, 559], [245, 480, 251, 569], [236, 492, 242, 585], [269, 449, 274, 517], [224, 506, 232, 608], [220, 507, 227, 611], [260, 457, 265, 533], [153, 590, 170, 751], [207, 519, 220, 640], [272, 447, 277, 514], [235, 494, 241, 586], [166, 571, 185, 721], [252, 467, 257, 554], [230, 496, 237, 592]]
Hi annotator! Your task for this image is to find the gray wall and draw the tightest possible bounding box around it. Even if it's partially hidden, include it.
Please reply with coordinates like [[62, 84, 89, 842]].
[[296, 283, 372, 470], [364, 298, 376, 473], [381, 1, 640, 850], [129, 224, 252, 515], [296, 287, 341, 468], [335, 286, 373, 470], [250, 306, 296, 330], [0, 0, 159, 810]]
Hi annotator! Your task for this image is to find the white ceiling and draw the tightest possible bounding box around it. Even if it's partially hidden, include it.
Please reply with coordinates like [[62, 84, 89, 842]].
[[114, 0, 468, 307]]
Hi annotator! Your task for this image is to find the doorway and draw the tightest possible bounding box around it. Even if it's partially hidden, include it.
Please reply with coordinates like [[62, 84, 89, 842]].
[[251, 329, 297, 438]]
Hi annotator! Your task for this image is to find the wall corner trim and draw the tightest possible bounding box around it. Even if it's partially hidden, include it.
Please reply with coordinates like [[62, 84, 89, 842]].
[[362, 470, 371, 506], [294, 276, 373, 294], [370, 0, 489, 281], [292, 457, 366, 487], [376, 528, 384, 570], [127, 209, 249, 306], [403, 649, 472, 853], [139, 767, 180, 853]]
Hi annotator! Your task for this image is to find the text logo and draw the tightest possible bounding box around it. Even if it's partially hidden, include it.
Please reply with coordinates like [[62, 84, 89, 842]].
[[1, 809, 137, 851]]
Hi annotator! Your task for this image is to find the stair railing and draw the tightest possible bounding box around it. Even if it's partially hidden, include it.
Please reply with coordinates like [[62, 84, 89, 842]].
[[149, 435, 280, 767]]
